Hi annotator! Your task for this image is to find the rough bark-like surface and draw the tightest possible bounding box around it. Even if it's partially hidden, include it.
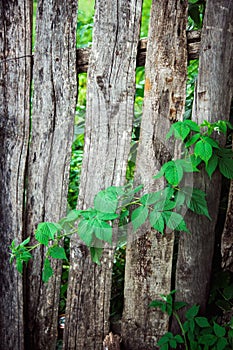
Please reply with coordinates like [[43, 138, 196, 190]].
[[76, 31, 201, 73], [174, 0, 233, 317], [121, 1, 188, 349], [24, 1, 77, 349], [0, 1, 32, 349], [221, 178, 233, 272], [64, 1, 142, 349]]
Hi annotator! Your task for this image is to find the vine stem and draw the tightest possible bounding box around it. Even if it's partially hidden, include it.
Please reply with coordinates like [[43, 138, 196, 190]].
[[173, 311, 189, 350]]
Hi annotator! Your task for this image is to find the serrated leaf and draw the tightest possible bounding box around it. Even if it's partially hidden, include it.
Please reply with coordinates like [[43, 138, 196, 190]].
[[206, 153, 219, 178], [174, 191, 186, 209], [173, 121, 191, 141], [190, 154, 202, 169], [149, 300, 166, 309], [184, 120, 200, 132], [216, 337, 228, 350], [49, 246, 67, 260], [78, 219, 93, 246], [20, 237, 30, 246], [194, 139, 213, 165], [175, 158, 194, 172], [169, 339, 177, 348], [162, 211, 189, 232], [131, 206, 148, 231], [219, 158, 233, 179], [80, 208, 97, 219], [185, 133, 201, 148], [174, 334, 184, 344], [90, 247, 103, 265], [140, 190, 169, 206], [96, 212, 119, 221], [64, 210, 81, 222], [213, 322, 226, 337], [42, 258, 53, 283], [163, 161, 184, 186], [198, 334, 217, 346], [36, 222, 62, 246], [149, 211, 164, 233], [202, 136, 220, 149], [174, 301, 187, 311], [92, 219, 112, 244], [16, 259, 23, 274], [20, 250, 32, 262], [185, 304, 200, 319], [187, 188, 211, 219], [195, 317, 211, 328], [94, 189, 118, 213]]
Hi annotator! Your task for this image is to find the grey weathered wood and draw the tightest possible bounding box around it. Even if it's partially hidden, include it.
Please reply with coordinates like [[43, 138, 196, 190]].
[[64, 1, 142, 349], [174, 0, 233, 316], [24, 1, 78, 349], [221, 177, 233, 272], [0, 1, 32, 349], [76, 31, 201, 73], [121, 1, 188, 349]]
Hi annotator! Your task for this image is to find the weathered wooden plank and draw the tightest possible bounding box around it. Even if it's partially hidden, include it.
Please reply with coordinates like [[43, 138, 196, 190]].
[[76, 30, 201, 73], [64, 1, 143, 349], [24, 1, 78, 349], [0, 1, 32, 349], [174, 0, 233, 318], [121, 1, 188, 349]]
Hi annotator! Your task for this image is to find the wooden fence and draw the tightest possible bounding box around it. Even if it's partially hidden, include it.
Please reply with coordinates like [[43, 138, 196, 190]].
[[0, 1, 232, 350]]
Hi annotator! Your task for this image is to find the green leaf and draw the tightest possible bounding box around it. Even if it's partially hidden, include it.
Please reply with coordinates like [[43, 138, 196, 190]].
[[149, 300, 166, 309], [19, 250, 32, 262], [185, 133, 201, 148], [94, 189, 118, 213], [20, 237, 30, 246], [42, 258, 53, 283], [16, 259, 23, 274], [166, 125, 174, 140], [174, 334, 184, 344], [213, 322, 226, 337], [90, 247, 103, 265], [174, 301, 187, 311], [173, 121, 191, 141], [186, 187, 211, 219], [198, 334, 217, 346], [149, 211, 164, 233], [163, 161, 184, 186], [202, 136, 220, 149], [141, 191, 165, 206], [96, 212, 119, 221], [175, 158, 194, 172], [65, 209, 81, 222], [80, 208, 97, 219], [219, 158, 233, 179], [78, 219, 93, 246], [190, 154, 202, 169], [206, 153, 219, 178], [131, 206, 148, 231], [185, 304, 200, 319], [35, 222, 62, 246], [162, 211, 189, 233], [194, 139, 213, 165], [92, 219, 112, 244], [195, 317, 211, 328], [174, 191, 186, 210], [216, 337, 228, 350], [184, 120, 200, 132], [49, 246, 67, 260]]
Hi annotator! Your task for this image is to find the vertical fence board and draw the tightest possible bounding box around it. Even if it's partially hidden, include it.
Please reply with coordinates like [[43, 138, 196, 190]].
[[122, 1, 188, 348], [24, 1, 78, 349], [0, 1, 32, 348], [174, 0, 233, 314], [64, 1, 142, 349]]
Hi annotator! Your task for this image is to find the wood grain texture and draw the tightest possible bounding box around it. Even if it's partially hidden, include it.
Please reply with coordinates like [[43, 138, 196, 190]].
[[174, 0, 233, 318], [64, 1, 142, 349], [0, 1, 32, 348], [121, 1, 188, 349], [24, 1, 78, 349]]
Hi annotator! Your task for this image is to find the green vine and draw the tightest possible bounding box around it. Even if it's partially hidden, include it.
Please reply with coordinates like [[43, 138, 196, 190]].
[[10, 120, 233, 282]]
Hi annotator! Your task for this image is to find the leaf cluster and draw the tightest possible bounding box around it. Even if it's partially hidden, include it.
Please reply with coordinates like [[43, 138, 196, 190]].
[[9, 120, 233, 282], [150, 291, 233, 350]]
